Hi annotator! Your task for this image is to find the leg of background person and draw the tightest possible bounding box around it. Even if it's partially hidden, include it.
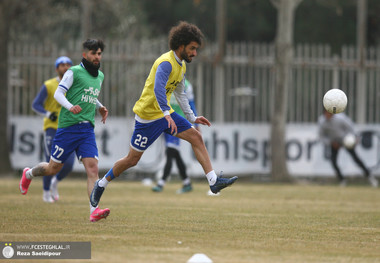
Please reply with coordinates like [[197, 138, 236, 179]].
[[152, 148, 173, 192], [330, 146, 344, 181], [173, 148, 188, 181], [50, 152, 76, 201], [43, 172, 54, 202], [347, 148, 370, 177], [42, 177, 54, 203], [347, 148, 378, 187], [172, 147, 192, 194], [162, 148, 175, 182], [42, 128, 56, 202], [43, 177, 53, 191]]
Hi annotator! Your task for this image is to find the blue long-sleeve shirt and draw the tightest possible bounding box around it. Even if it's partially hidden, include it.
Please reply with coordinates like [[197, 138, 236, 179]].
[[32, 84, 49, 116]]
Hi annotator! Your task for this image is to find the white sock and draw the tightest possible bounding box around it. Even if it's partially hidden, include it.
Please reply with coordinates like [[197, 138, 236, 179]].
[[206, 170, 217, 185], [183, 178, 191, 186], [98, 177, 109, 188], [43, 190, 53, 202], [157, 179, 165, 187], [90, 202, 98, 214], [51, 176, 58, 189], [26, 169, 34, 179]]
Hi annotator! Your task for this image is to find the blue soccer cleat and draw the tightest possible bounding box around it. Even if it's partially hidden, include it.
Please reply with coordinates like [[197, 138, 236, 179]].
[[210, 175, 238, 194], [90, 179, 105, 207]]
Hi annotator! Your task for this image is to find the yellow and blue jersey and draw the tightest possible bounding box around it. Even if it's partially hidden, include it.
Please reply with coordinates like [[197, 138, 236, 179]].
[[32, 77, 62, 130], [133, 50, 186, 120]]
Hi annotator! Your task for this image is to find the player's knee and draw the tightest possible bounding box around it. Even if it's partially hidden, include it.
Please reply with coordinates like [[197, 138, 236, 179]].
[[86, 164, 99, 176], [190, 131, 204, 146], [82, 158, 99, 177]]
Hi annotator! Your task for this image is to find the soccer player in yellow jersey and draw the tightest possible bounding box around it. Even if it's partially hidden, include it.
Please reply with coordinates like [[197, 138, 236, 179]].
[[32, 56, 76, 203], [90, 21, 238, 210]]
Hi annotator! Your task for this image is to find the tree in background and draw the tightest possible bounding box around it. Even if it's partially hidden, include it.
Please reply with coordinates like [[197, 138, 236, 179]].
[[295, 0, 357, 54], [0, 0, 149, 175], [2, 0, 379, 176], [140, 0, 380, 51], [0, 1, 53, 174], [8, 0, 150, 46], [270, 0, 303, 182], [0, 0, 13, 174]]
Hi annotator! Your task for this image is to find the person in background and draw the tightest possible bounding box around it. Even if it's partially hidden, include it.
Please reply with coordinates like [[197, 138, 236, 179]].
[[20, 39, 110, 222], [32, 56, 76, 203], [318, 109, 378, 187], [152, 79, 199, 194], [90, 21, 238, 215]]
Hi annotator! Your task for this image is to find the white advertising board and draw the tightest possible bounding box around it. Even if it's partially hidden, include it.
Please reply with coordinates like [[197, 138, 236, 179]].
[[8, 116, 380, 177]]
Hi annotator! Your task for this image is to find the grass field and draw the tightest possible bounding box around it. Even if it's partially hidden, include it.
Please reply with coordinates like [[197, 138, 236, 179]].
[[1, 176, 380, 263]]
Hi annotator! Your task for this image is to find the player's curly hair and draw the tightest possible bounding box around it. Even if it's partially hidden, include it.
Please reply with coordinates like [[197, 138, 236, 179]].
[[83, 39, 105, 51], [169, 21, 204, 50]]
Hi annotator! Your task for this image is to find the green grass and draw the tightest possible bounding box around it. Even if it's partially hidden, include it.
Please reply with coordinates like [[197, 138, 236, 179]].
[[1, 177, 380, 263]]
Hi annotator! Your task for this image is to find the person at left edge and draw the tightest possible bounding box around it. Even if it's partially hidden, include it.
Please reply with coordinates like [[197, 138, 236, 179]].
[[20, 39, 110, 222], [32, 56, 76, 203]]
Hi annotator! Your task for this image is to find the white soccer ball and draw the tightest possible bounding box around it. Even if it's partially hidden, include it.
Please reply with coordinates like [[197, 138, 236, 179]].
[[323, 89, 347, 114], [343, 133, 356, 149]]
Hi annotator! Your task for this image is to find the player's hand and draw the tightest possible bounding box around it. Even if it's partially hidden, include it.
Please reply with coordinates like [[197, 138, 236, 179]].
[[165, 115, 177, 135], [99, 106, 108, 124], [331, 142, 340, 150], [48, 112, 58, 122], [195, 116, 211, 127], [70, 105, 82, 114]]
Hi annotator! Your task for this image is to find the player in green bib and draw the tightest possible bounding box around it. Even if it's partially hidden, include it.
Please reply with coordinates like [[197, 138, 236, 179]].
[[57, 65, 103, 128], [20, 39, 110, 222]]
